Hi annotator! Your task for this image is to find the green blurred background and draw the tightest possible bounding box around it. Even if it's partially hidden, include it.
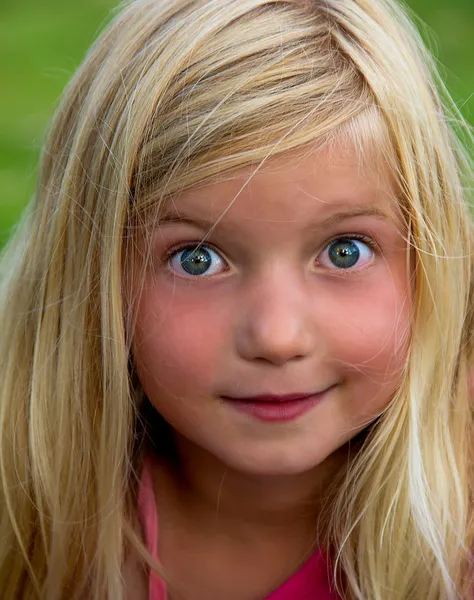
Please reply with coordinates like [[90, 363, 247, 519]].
[[1, 0, 473, 247]]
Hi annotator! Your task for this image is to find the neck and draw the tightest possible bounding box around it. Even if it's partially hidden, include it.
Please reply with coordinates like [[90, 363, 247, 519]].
[[151, 431, 350, 538]]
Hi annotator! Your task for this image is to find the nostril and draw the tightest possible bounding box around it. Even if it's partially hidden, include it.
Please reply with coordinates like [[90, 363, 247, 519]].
[[250, 351, 308, 367]]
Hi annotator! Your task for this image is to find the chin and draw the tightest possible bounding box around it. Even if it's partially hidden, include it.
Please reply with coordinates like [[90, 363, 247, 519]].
[[215, 443, 335, 478]]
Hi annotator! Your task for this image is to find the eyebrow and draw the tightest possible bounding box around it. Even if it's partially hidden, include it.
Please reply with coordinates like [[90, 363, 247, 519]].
[[157, 204, 397, 232], [318, 206, 397, 228]]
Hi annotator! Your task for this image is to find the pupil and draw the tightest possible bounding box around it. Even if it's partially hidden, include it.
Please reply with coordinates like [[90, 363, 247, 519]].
[[181, 247, 212, 275], [328, 239, 360, 268]]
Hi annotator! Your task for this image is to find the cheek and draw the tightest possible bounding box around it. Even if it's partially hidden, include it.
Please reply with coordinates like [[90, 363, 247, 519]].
[[322, 276, 410, 387], [132, 285, 228, 398]]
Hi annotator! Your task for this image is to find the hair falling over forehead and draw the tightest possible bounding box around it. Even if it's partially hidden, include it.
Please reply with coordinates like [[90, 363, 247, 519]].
[[0, 0, 473, 598]]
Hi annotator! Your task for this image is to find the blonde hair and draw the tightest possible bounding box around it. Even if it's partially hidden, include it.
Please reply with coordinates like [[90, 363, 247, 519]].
[[1, 0, 473, 598]]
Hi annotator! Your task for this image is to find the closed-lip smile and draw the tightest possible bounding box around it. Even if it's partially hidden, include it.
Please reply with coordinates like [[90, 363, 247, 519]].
[[222, 392, 324, 403], [220, 387, 335, 422]]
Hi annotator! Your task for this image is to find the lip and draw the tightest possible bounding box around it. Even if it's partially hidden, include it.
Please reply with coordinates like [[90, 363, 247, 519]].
[[221, 388, 333, 422], [231, 393, 317, 403]]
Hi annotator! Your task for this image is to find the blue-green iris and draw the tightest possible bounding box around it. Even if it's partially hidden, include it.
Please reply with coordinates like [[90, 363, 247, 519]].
[[180, 247, 212, 275], [328, 239, 360, 269]]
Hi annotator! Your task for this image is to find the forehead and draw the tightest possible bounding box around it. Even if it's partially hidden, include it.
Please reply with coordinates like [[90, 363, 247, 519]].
[[163, 140, 400, 226]]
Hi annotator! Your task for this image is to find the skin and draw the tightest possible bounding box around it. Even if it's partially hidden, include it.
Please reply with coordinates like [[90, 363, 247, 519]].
[[129, 141, 411, 599]]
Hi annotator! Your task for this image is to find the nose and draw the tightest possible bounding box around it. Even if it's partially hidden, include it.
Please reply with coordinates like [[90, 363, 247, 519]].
[[235, 271, 315, 366]]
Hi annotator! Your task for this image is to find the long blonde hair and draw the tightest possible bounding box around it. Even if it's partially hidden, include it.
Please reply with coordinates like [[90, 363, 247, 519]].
[[1, 0, 473, 598]]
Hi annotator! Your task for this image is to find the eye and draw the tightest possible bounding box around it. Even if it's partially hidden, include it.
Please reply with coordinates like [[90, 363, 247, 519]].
[[318, 237, 374, 270], [168, 244, 227, 277]]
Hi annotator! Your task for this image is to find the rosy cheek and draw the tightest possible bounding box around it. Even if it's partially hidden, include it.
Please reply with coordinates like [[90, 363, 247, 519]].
[[134, 287, 227, 393], [323, 279, 410, 378]]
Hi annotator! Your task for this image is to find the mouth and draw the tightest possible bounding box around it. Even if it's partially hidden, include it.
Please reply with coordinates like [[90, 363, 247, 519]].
[[220, 387, 334, 422]]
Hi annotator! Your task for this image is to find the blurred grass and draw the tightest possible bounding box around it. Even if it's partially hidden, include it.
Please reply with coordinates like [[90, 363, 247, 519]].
[[1, 0, 473, 246]]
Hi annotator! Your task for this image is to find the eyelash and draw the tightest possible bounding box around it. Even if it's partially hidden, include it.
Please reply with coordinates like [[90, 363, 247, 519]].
[[330, 233, 375, 248], [165, 234, 379, 277]]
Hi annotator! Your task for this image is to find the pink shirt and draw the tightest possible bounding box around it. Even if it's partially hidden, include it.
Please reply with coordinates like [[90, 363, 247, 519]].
[[138, 458, 340, 600]]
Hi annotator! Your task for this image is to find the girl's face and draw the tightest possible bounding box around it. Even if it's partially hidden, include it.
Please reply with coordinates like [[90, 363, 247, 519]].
[[132, 142, 410, 476]]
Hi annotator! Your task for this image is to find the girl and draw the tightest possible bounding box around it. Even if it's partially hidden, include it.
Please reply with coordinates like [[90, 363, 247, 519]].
[[0, 0, 473, 598]]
